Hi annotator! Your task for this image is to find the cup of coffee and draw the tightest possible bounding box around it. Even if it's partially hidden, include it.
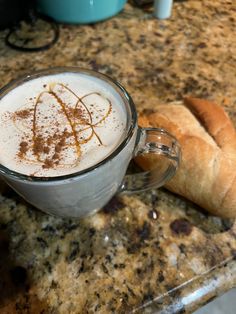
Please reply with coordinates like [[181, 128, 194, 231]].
[[0, 67, 180, 218]]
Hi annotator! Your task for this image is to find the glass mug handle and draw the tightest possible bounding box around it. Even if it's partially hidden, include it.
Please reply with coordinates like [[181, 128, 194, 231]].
[[120, 127, 181, 193]]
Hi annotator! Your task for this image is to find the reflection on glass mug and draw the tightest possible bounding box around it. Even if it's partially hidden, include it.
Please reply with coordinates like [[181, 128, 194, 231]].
[[0, 67, 181, 218]]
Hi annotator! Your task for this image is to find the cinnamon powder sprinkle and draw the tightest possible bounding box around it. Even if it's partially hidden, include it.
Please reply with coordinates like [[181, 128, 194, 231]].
[[43, 146, 50, 154], [18, 141, 29, 157], [33, 136, 44, 155], [42, 159, 54, 169], [15, 109, 31, 119]]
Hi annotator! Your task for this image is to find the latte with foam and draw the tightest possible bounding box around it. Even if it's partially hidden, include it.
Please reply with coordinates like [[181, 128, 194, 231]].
[[0, 72, 127, 177]]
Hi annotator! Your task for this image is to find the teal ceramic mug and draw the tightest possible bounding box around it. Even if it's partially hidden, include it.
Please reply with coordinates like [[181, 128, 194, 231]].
[[37, 0, 127, 24]]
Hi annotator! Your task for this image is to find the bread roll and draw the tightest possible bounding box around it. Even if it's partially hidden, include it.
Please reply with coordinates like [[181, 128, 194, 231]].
[[136, 97, 236, 218]]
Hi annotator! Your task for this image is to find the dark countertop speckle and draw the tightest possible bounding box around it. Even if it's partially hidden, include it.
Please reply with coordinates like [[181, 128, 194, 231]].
[[0, 1, 236, 313]]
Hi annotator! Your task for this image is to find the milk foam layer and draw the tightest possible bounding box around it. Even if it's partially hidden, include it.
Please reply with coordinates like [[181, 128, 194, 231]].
[[0, 72, 127, 177]]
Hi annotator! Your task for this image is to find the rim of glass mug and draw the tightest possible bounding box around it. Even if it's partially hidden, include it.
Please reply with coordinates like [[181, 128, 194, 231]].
[[0, 67, 137, 182]]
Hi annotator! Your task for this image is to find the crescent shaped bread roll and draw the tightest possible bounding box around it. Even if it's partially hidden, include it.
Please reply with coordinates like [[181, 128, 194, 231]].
[[136, 97, 236, 218]]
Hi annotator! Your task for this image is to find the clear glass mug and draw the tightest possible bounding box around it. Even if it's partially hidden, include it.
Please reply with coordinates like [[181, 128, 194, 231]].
[[0, 67, 180, 218]]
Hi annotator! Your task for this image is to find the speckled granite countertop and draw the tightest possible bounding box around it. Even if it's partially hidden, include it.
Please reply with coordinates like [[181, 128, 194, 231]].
[[0, 1, 236, 313]]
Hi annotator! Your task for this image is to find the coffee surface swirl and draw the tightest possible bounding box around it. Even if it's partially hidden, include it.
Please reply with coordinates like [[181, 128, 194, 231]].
[[0, 73, 126, 177]]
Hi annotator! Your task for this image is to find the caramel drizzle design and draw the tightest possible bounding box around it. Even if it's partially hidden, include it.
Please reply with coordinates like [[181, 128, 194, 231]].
[[13, 83, 112, 170]]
